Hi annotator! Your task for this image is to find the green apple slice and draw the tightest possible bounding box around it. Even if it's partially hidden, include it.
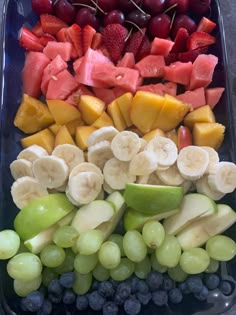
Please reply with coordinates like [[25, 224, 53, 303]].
[[14, 194, 76, 241], [124, 184, 184, 215]]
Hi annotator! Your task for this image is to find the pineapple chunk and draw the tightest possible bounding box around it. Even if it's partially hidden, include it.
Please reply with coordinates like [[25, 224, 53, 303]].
[[166, 129, 178, 146], [54, 125, 76, 147], [143, 128, 165, 142], [116, 92, 133, 127], [79, 95, 105, 125], [14, 94, 54, 134], [184, 105, 216, 130], [92, 112, 114, 129], [107, 100, 127, 131], [47, 100, 81, 125], [75, 126, 97, 150], [66, 117, 85, 136], [48, 124, 61, 135], [193, 122, 225, 150], [21, 129, 55, 153]]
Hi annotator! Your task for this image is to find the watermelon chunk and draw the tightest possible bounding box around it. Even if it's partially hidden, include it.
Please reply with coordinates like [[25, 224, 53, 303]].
[[113, 87, 132, 98], [46, 69, 79, 100], [134, 55, 165, 78], [177, 87, 206, 109], [137, 83, 165, 96], [66, 85, 94, 106], [164, 61, 193, 86], [73, 57, 84, 73], [150, 38, 174, 56], [164, 82, 177, 96], [22, 51, 50, 98], [188, 54, 218, 90], [43, 42, 72, 61], [205, 87, 225, 109], [93, 87, 116, 105], [117, 52, 135, 68]]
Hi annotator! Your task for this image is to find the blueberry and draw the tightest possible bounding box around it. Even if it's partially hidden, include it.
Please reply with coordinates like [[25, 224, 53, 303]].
[[20, 298, 28, 312], [124, 296, 141, 315], [136, 292, 152, 305], [88, 291, 106, 311], [152, 290, 168, 306], [48, 279, 63, 296], [186, 276, 203, 293], [131, 276, 139, 293], [48, 293, 62, 304], [103, 301, 119, 315], [116, 282, 132, 300], [76, 295, 88, 311], [92, 280, 100, 291], [98, 281, 115, 298], [178, 282, 190, 294], [203, 274, 220, 290], [131, 277, 148, 294], [220, 280, 234, 296], [63, 289, 76, 305], [146, 271, 163, 291], [37, 299, 53, 315], [194, 286, 209, 301], [169, 288, 183, 304], [110, 279, 119, 289], [59, 272, 75, 289], [24, 291, 44, 312], [162, 275, 174, 291]]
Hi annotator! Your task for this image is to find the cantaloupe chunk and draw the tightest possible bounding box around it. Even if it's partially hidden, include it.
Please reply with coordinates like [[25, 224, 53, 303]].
[[130, 91, 165, 134], [184, 105, 215, 130], [153, 94, 191, 131], [48, 124, 61, 135], [14, 94, 54, 134], [54, 125, 76, 147], [166, 129, 178, 146], [75, 126, 97, 150], [92, 112, 114, 128], [21, 129, 55, 153], [143, 128, 165, 142], [47, 100, 81, 125], [116, 92, 133, 127], [193, 122, 225, 150], [66, 117, 85, 136], [107, 100, 127, 131], [79, 95, 105, 125]]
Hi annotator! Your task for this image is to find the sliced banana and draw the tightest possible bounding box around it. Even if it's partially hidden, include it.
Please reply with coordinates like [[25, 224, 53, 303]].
[[52, 144, 84, 172], [10, 159, 33, 180], [67, 171, 103, 205], [157, 163, 185, 186], [146, 136, 178, 168], [111, 131, 141, 161], [177, 146, 209, 181], [201, 146, 219, 173], [103, 180, 115, 194], [139, 138, 147, 152], [66, 187, 81, 207], [11, 176, 48, 209], [88, 141, 114, 170], [208, 161, 236, 194], [147, 172, 163, 185], [17, 145, 48, 162], [129, 151, 158, 176], [196, 175, 225, 201], [69, 162, 103, 182], [54, 181, 68, 193], [103, 158, 136, 190], [87, 126, 119, 147], [136, 175, 150, 184], [33, 156, 69, 189]]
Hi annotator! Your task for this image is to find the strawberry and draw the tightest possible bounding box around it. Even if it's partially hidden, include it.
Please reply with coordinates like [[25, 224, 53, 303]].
[[83, 25, 96, 54], [187, 31, 216, 51], [91, 33, 103, 50], [31, 22, 44, 37], [165, 52, 178, 66], [125, 28, 146, 59], [19, 27, 44, 52], [67, 24, 83, 58], [197, 17, 216, 34], [102, 24, 129, 63], [136, 36, 151, 61], [56, 28, 68, 42], [178, 46, 208, 63], [40, 14, 68, 35], [38, 34, 56, 47], [171, 28, 189, 53]]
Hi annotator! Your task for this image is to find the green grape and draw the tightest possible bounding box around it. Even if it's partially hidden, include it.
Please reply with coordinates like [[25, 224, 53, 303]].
[[123, 231, 147, 262], [93, 263, 110, 282], [76, 230, 104, 255], [72, 242, 78, 254], [135, 256, 151, 279], [53, 225, 78, 248], [205, 259, 220, 273], [142, 220, 165, 249], [53, 248, 75, 274], [7, 253, 42, 281], [180, 248, 210, 274], [74, 253, 98, 274], [40, 245, 65, 268], [17, 241, 29, 254], [206, 235, 236, 262], [150, 252, 167, 273], [155, 235, 181, 268], [168, 265, 188, 282], [42, 268, 58, 287], [14, 275, 42, 297], [98, 241, 121, 269], [110, 258, 135, 281], [108, 234, 125, 256], [0, 230, 20, 259], [73, 271, 92, 295]]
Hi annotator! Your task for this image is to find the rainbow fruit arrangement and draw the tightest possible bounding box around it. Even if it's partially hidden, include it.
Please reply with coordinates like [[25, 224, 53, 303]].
[[1, 0, 236, 314]]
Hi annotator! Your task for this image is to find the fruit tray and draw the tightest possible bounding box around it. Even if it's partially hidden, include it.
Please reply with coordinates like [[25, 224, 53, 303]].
[[1, 0, 236, 314]]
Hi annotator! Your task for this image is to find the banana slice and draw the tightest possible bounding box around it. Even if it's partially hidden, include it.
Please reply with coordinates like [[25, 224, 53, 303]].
[[129, 151, 158, 176], [139, 138, 147, 152], [157, 163, 185, 186], [87, 126, 119, 147], [103, 158, 136, 190], [196, 175, 225, 201], [103, 181, 115, 194], [201, 146, 219, 173], [17, 145, 48, 162], [136, 175, 150, 184], [111, 131, 141, 161], [88, 141, 114, 170], [11, 176, 48, 209], [10, 159, 33, 180], [177, 146, 209, 181], [146, 136, 178, 168], [52, 144, 84, 172], [69, 162, 103, 182], [67, 171, 103, 205], [208, 162, 236, 194], [33, 156, 69, 189], [55, 181, 68, 193], [147, 172, 163, 185]]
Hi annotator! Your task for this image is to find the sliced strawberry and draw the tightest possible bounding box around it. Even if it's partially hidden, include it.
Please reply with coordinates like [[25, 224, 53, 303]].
[[67, 24, 83, 57], [125, 28, 146, 59], [56, 28, 68, 42], [97, 45, 111, 59], [91, 33, 103, 50], [39, 34, 56, 46], [40, 14, 68, 35], [165, 52, 178, 66], [178, 46, 208, 63], [187, 31, 216, 51], [135, 35, 151, 62], [197, 17, 216, 34], [83, 25, 96, 54], [171, 28, 189, 53], [102, 24, 129, 63], [19, 27, 44, 52], [31, 22, 44, 37]]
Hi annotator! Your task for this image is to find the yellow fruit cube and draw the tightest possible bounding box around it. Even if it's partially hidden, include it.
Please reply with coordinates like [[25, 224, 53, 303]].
[[92, 112, 114, 129], [48, 124, 61, 135], [184, 105, 216, 130], [14, 94, 54, 134], [54, 125, 76, 147], [21, 129, 55, 153], [47, 100, 81, 125], [193, 122, 225, 150], [116, 92, 133, 127], [143, 128, 165, 142], [166, 129, 178, 146], [66, 118, 85, 136], [107, 100, 127, 131], [79, 95, 105, 125], [75, 126, 97, 150]]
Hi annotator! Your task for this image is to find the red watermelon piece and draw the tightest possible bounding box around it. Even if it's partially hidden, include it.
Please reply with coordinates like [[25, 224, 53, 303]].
[[117, 52, 135, 68], [150, 38, 174, 56], [43, 41, 72, 61], [73, 57, 84, 73], [113, 86, 132, 98], [164, 82, 177, 96], [205, 87, 225, 109], [66, 85, 94, 106], [177, 87, 206, 109], [164, 61, 193, 86], [134, 55, 165, 78], [137, 83, 165, 96], [93, 87, 116, 105]]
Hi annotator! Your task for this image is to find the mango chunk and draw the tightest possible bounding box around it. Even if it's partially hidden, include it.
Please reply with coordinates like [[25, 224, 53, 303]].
[[54, 125, 76, 147], [47, 100, 81, 125], [48, 124, 61, 135], [166, 129, 178, 146], [116, 92, 133, 127], [143, 128, 165, 142], [75, 126, 97, 150], [92, 112, 114, 129], [193, 122, 225, 150], [66, 117, 85, 136], [14, 94, 54, 134], [79, 95, 105, 125], [184, 105, 216, 130], [21, 129, 55, 153], [107, 100, 127, 131]]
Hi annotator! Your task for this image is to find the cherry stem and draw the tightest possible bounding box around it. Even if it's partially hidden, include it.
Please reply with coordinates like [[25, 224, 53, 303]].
[[163, 3, 178, 14], [90, 0, 106, 14], [126, 20, 144, 34], [125, 27, 134, 42], [129, 0, 147, 15], [170, 10, 176, 31]]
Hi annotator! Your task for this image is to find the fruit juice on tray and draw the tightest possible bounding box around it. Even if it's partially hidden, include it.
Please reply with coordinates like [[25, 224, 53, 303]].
[[1, 0, 236, 315]]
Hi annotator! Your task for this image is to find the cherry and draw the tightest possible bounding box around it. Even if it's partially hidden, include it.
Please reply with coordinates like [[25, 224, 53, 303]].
[[73, 0, 91, 4], [148, 14, 171, 38], [126, 10, 151, 28], [75, 8, 100, 30], [171, 14, 197, 38], [119, 0, 142, 12], [165, 0, 189, 14], [190, 0, 211, 15], [143, 0, 166, 16], [104, 10, 125, 26], [54, 0, 76, 25], [32, 0, 53, 15], [96, 0, 118, 12]]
